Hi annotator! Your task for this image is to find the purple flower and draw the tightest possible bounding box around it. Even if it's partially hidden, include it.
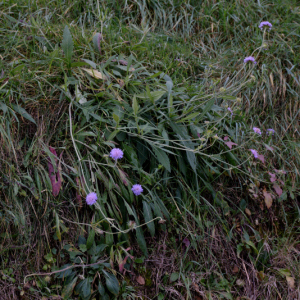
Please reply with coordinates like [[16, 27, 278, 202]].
[[131, 184, 143, 196], [182, 237, 190, 248], [249, 149, 259, 158], [86, 192, 97, 205], [253, 127, 262, 135], [244, 56, 257, 64], [267, 128, 275, 135], [259, 21, 272, 31], [227, 107, 233, 116], [110, 148, 124, 161]]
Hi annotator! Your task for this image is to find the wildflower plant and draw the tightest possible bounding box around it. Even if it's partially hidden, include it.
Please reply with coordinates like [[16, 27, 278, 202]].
[[259, 21, 272, 31], [250, 149, 259, 158], [86, 192, 98, 205], [267, 128, 275, 135], [110, 148, 124, 161], [131, 184, 143, 196], [253, 127, 262, 135], [244, 56, 257, 64]]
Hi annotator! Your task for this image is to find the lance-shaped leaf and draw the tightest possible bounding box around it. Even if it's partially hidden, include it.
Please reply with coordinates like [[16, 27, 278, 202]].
[[118, 168, 129, 186], [93, 32, 102, 54], [75, 177, 82, 209], [48, 147, 62, 197], [62, 25, 73, 63], [119, 255, 129, 274]]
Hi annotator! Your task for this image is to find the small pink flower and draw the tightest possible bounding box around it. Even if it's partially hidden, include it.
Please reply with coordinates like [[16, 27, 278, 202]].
[[253, 127, 262, 135], [249, 149, 259, 158], [86, 192, 97, 205]]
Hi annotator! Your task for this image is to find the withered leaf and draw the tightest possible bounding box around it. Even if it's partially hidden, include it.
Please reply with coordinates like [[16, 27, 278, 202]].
[[257, 154, 265, 163], [268, 172, 276, 182], [273, 184, 283, 196], [265, 144, 274, 151], [82, 68, 107, 80], [263, 188, 272, 209], [225, 141, 238, 149], [232, 265, 239, 273], [286, 276, 295, 289], [136, 275, 145, 285], [245, 208, 251, 216], [48, 147, 62, 197]]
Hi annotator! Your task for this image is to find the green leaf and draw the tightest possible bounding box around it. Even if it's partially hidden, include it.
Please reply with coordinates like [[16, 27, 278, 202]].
[[93, 32, 102, 53], [78, 235, 86, 246], [103, 271, 120, 295], [55, 212, 61, 242], [136, 227, 148, 256], [113, 113, 120, 124], [62, 276, 78, 299], [78, 278, 91, 299], [76, 131, 96, 137], [136, 90, 166, 102], [79, 244, 87, 252], [86, 229, 95, 250], [156, 196, 170, 220], [62, 25, 73, 63], [128, 205, 148, 256], [134, 257, 145, 264], [132, 95, 139, 115], [11, 104, 36, 124], [179, 112, 199, 123], [11, 64, 25, 75], [170, 273, 179, 282], [198, 98, 215, 120], [143, 201, 155, 237], [107, 129, 119, 141], [98, 282, 105, 295], [0, 102, 8, 114], [152, 146, 171, 172], [56, 264, 73, 279]]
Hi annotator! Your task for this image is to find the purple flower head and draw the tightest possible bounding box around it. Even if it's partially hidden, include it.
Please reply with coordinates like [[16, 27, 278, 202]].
[[267, 128, 275, 135], [86, 192, 97, 205], [249, 149, 259, 158], [227, 107, 233, 116], [244, 56, 257, 64], [253, 127, 262, 135], [110, 148, 124, 161], [131, 184, 143, 196], [259, 21, 272, 31]]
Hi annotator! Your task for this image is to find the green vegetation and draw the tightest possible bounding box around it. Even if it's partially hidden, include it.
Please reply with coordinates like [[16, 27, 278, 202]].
[[0, 0, 299, 299]]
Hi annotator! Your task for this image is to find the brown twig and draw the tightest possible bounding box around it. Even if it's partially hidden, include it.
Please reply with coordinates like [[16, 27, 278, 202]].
[[24, 259, 107, 284]]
